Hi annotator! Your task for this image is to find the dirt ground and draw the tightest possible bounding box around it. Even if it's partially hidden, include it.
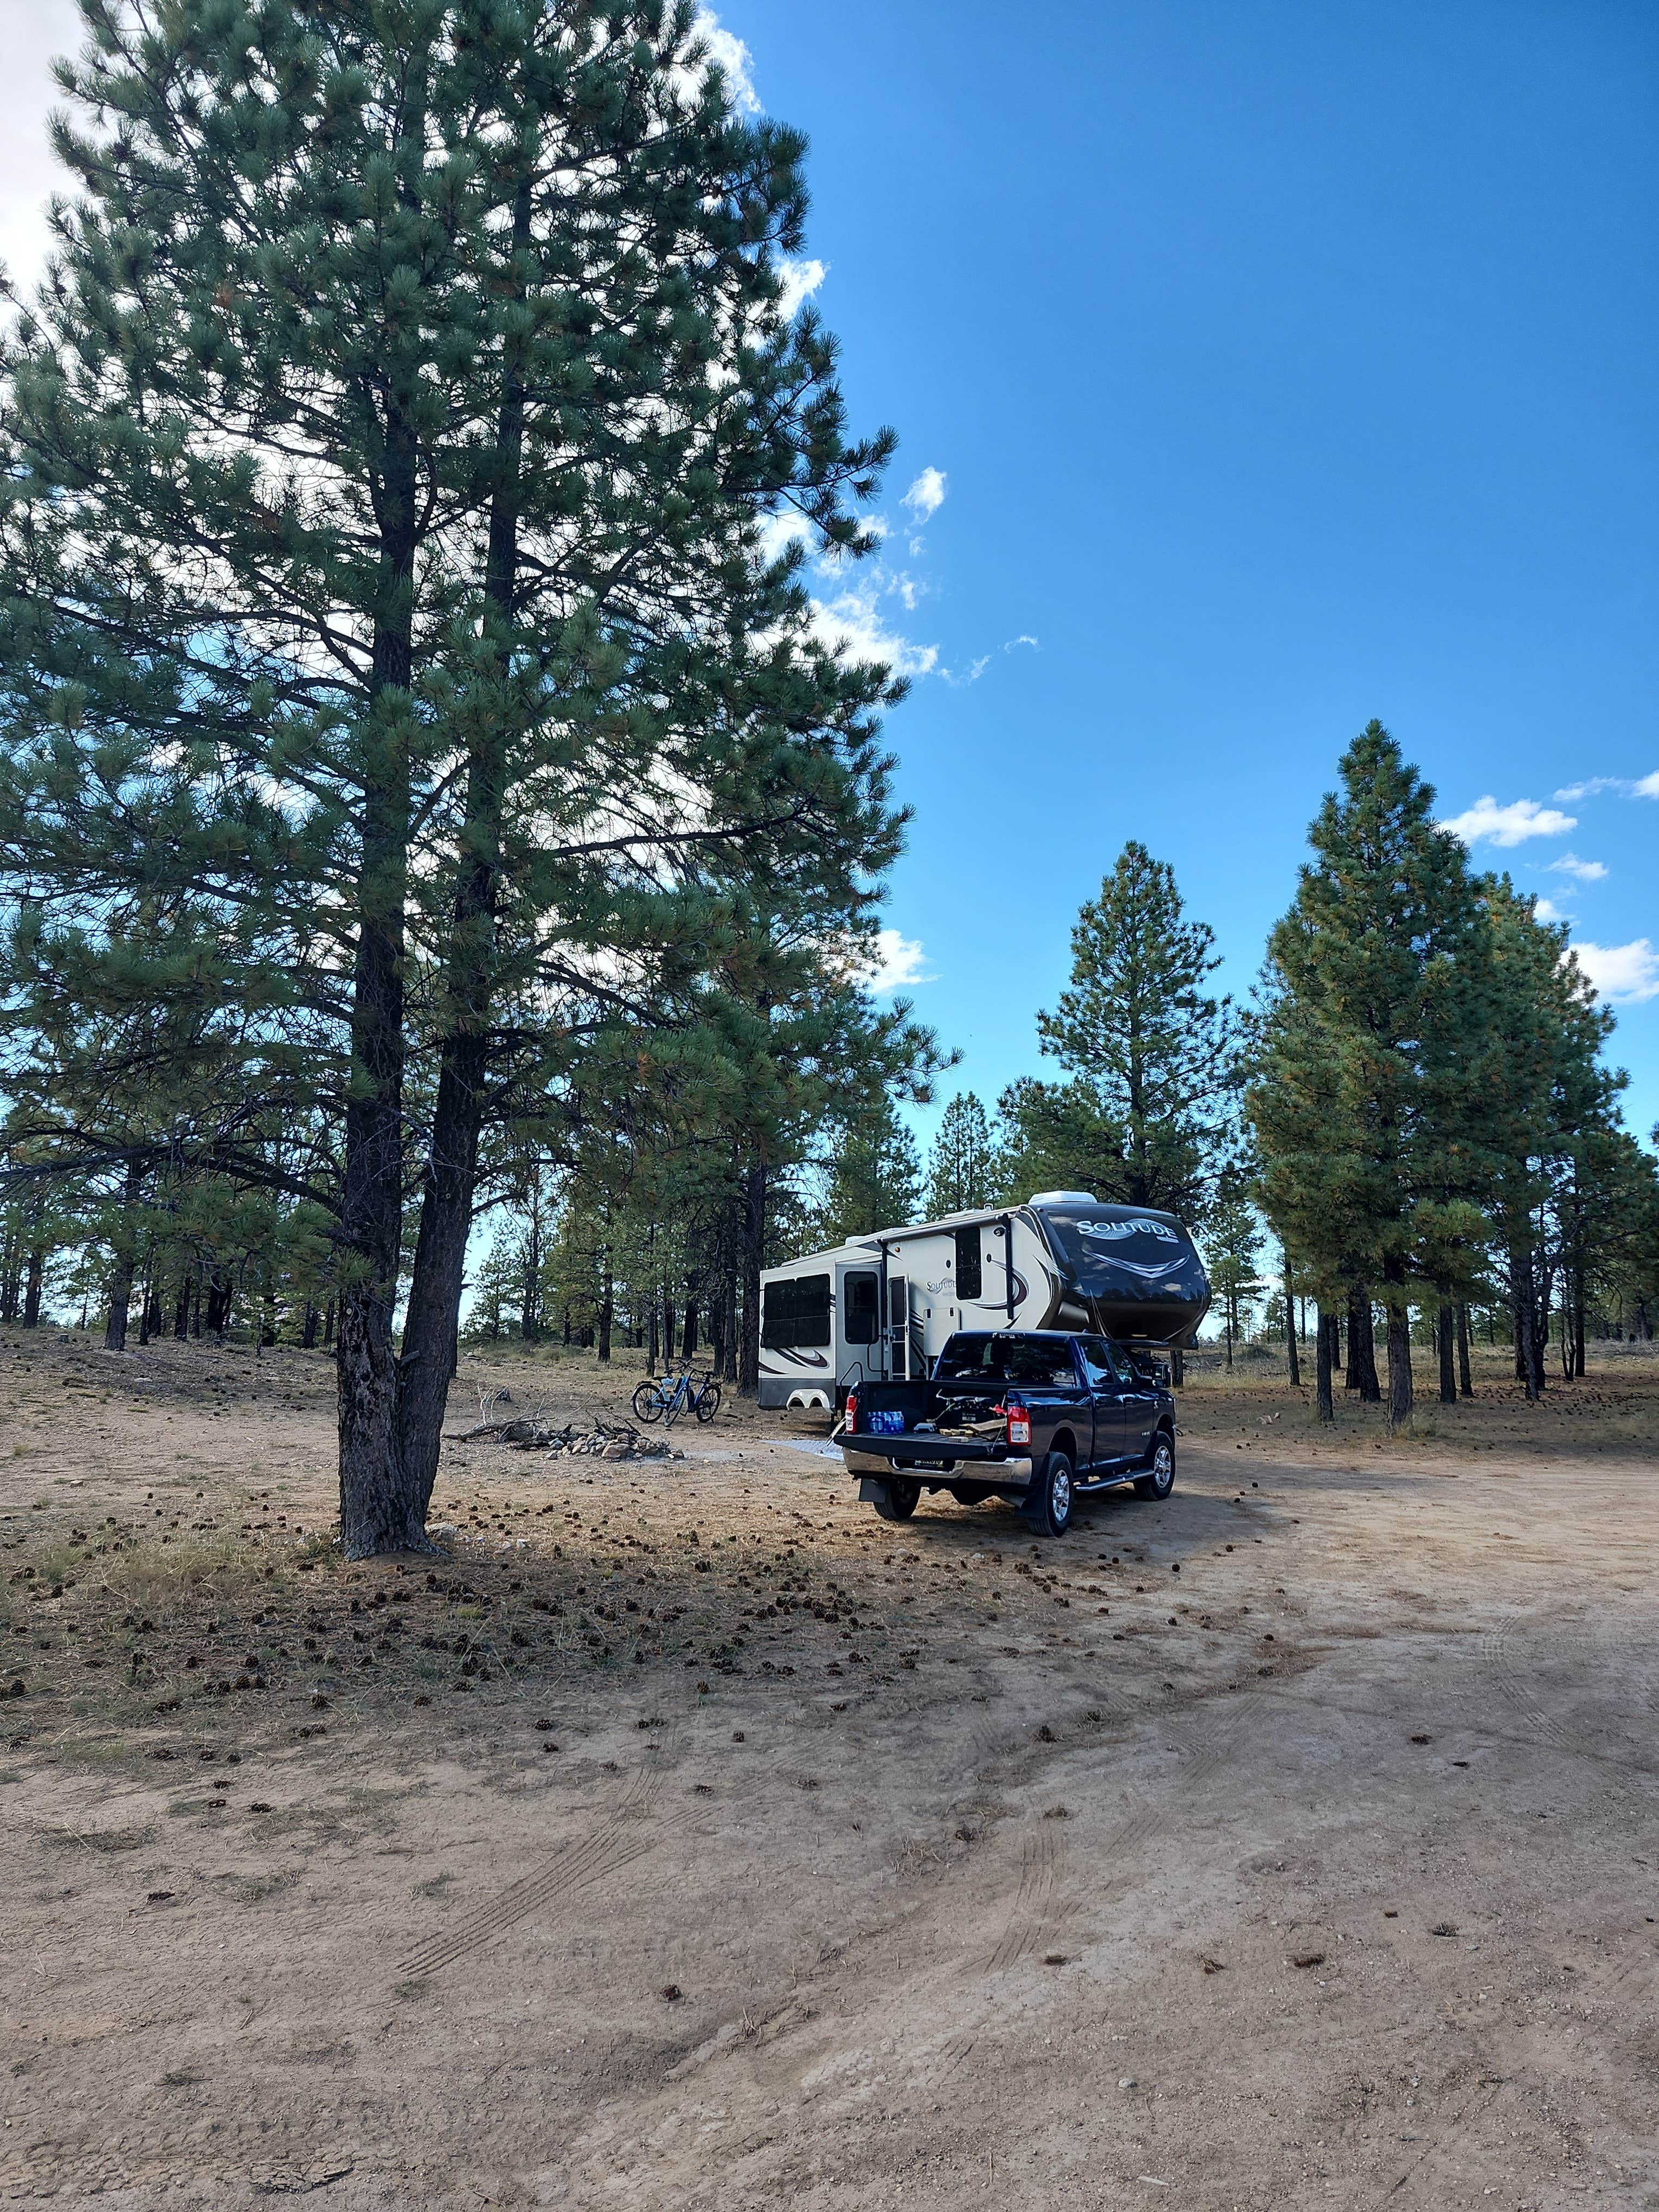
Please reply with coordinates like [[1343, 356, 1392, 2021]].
[[2, 1327, 1657, 2210]]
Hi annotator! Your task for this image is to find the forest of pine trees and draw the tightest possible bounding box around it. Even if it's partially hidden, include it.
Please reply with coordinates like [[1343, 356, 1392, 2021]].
[[3, 12, 1657, 1555]]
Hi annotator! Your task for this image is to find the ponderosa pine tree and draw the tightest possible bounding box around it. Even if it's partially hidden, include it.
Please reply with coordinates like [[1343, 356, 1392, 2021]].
[[1203, 1188, 1264, 1368], [1478, 879, 1622, 1399], [1015, 841, 1239, 1220], [813, 1092, 922, 1250], [924, 1092, 996, 1217], [1248, 724, 1490, 1429], [0, 2, 919, 1551]]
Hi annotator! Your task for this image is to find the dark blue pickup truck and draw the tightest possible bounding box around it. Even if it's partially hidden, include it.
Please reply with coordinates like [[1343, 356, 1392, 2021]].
[[836, 1328, 1176, 1538]]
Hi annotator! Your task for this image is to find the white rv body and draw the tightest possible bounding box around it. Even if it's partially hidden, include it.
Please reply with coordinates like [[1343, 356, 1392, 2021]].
[[757, 1208, 1063, 1411]]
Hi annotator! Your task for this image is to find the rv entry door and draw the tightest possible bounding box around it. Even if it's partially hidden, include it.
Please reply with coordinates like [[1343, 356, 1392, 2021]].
[[887, 1275, 910, 1379]]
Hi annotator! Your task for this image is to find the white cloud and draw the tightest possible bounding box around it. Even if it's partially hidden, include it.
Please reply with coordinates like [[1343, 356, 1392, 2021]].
[[1004, 634, 1040, 652], [695, 10, 761, 112], [0, 0, 81, 303], [755, 509, 813, 566], [1532, 897, 1567, 923], [1573, 938, 1659, 1004], [860, 929, 933, 992], [775, 256, 826, 319], [901, 467, 948, 525], [1547, 852, 1607, 882], [807, 575, 938, 679], [1554, 771, 1659, 801], [1438, 795, 1577, 847]]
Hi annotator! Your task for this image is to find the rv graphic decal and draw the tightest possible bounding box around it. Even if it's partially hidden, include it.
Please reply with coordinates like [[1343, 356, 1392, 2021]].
[[759, 1348, 831, 1370], [1077, 1217, 1181, 1245]]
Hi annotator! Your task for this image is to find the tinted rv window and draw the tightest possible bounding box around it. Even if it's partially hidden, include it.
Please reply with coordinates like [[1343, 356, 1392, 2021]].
[[762, 1274, 832, 1349], [954, 1225, 982, 1302], [844, 1271, 880, 1345]]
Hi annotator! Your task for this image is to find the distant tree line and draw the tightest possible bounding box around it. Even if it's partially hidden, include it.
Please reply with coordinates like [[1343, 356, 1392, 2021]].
[[806, 726, 1655, 1425]]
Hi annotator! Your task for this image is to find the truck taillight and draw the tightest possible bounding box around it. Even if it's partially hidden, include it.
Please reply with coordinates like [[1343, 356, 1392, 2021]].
[[1006, 1400, 1031, 1448], [845, 1391, 858, 1431]]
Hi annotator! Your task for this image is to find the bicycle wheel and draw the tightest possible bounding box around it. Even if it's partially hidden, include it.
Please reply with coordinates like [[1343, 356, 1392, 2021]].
[[661, 1378, 686, 1427], [632, 1379, 664, 1425], [695, 1380, 721, 1423]]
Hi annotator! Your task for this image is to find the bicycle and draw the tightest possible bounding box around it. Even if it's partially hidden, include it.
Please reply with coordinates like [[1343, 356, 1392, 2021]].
[[631, 1370, 721, 1426]]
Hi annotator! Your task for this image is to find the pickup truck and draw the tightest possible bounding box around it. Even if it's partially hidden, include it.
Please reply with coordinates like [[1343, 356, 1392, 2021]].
[[836, 1328, 1175, 1538]]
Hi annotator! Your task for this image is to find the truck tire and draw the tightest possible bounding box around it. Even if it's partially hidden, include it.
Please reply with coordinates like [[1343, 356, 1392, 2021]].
[[1024, 1451, 1073, 1538], [1134, 1430, 1175, 1500], [871, 1476, 921, 1522]]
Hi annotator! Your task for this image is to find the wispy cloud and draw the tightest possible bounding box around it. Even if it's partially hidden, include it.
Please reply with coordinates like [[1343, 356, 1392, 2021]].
[[860, 929, 933, 992], [1004, 634, 1040, 652], [1546, 852, 1608, 883], [901, 467, 948, 525], [1554, 771, 1659, 802], [775, 256, 827, 319], [807, 573, 938, 679], [1533, 897, 1568, 924], [1572, 937, 1659, 1005], [1438, 795, 1576, 847], [695, 9, 761, 112]]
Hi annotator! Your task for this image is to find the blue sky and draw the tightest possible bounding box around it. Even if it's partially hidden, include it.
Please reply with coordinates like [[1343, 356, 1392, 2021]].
[[3, 2, 1655, 1159], [708, 0, 1659, 1153]]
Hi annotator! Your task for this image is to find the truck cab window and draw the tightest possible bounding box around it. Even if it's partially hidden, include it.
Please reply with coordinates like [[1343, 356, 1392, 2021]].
[[844, 1271, 879, 1345], [1079, 1338, 1116, 1388], [953, 1225, 982, 1302], [1102, 1339, 1136, 1383], [934, 1334, 1079, 1387]]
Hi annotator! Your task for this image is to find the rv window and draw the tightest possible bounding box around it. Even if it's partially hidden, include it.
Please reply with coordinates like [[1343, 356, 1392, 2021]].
[[844, 1271, 880, 1345], [954, 1225, 982, 1302], [761, 1274, 832, 1349]]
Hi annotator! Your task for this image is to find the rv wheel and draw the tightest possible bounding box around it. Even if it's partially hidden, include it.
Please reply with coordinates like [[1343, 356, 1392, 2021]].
[[871, 1477, 920, 1522]]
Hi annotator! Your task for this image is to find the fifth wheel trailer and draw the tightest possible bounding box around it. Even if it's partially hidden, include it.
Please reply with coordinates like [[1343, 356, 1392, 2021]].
[[756, 1192, 1211, 1411]]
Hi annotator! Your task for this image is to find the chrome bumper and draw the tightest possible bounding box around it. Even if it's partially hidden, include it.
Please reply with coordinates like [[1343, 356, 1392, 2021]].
[[843, 1446, 1034, 1489]]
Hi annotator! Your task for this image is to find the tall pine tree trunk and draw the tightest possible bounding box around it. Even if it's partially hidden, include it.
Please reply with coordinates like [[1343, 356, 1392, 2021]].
[[739, 1159, 766, 1397], [722, 1255, 740, 1385], [393, 177, 531, 1543], [104, 1157, 145, 1352], [1383, 1264, 1413, 1429], [0, 1220, 20, 1324], [1456, 1301, 1473, 1397], [1346, 1290, 1381, 1401], [1283, 1249, 1300, 1386], [337, 389, 420, 1553], [1437, 1301, 1456, 1405], [1315, 1310, 1335, 1422], [22, 1242, 44, 1328]]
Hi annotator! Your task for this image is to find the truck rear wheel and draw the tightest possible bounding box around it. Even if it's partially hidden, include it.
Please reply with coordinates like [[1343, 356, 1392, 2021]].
[[871, 1476, 920, 1522], [1024, 1451, 1073, 1538]]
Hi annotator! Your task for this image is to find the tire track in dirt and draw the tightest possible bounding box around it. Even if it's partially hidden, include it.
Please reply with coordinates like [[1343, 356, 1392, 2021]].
[[981, 1697, 1253, 1975], [1475, 1621, 1578, 1756], [398, 1737, 688, 1978], [985, 1819, 1065, 1972]]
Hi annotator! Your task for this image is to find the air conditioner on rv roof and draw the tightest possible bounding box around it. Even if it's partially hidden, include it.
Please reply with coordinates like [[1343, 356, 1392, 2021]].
[[1027, 1190, 1097, 1206]]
